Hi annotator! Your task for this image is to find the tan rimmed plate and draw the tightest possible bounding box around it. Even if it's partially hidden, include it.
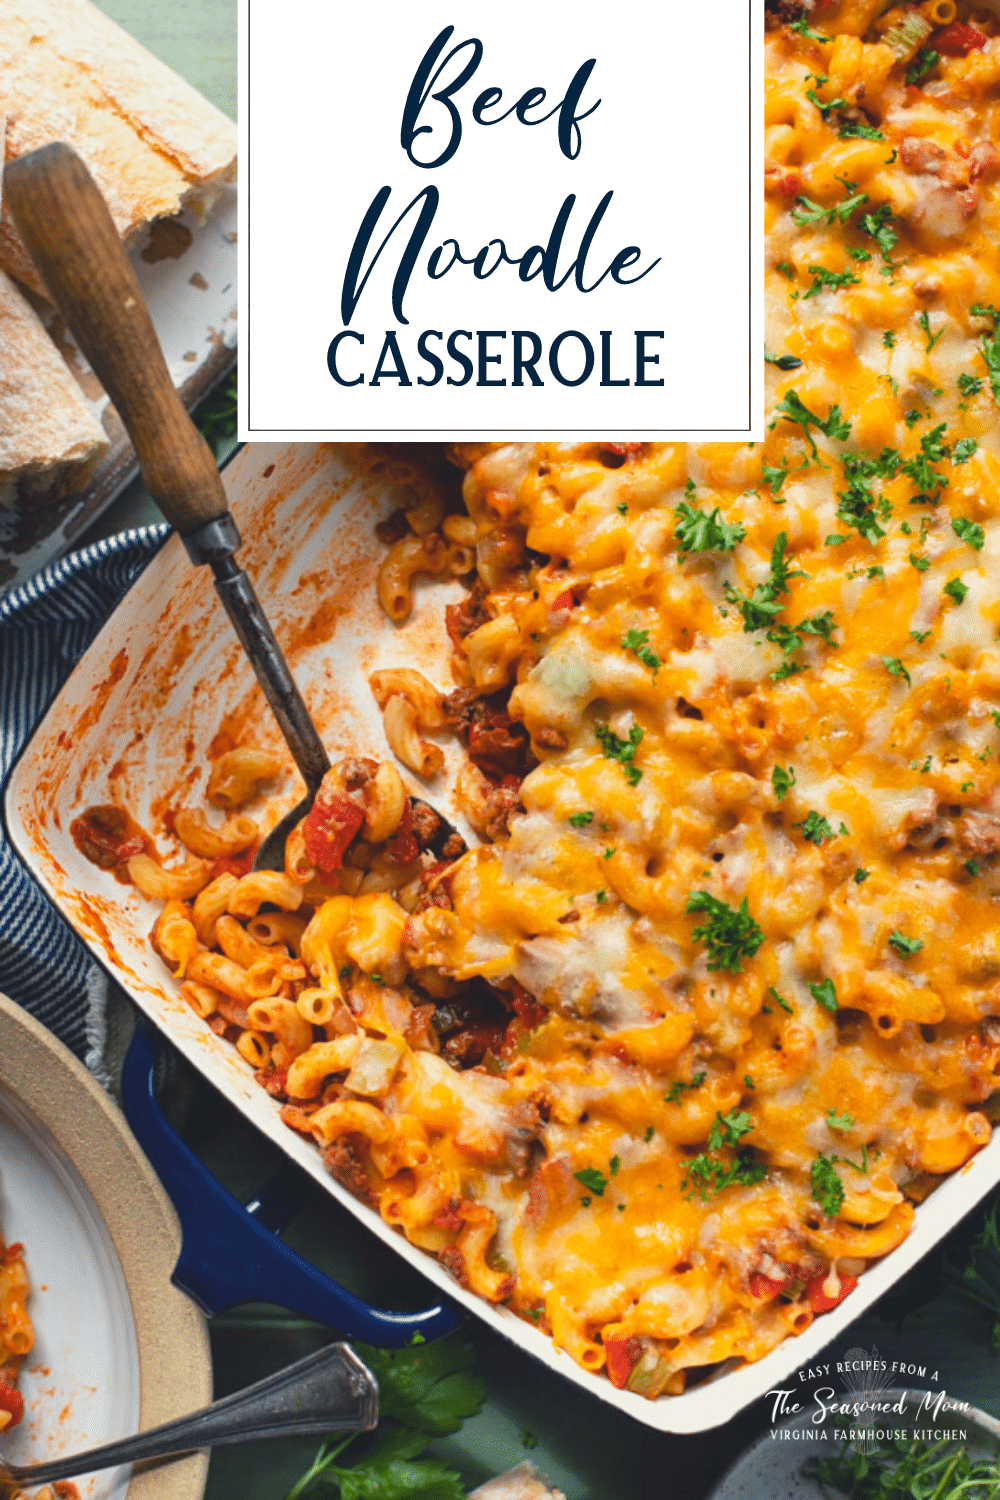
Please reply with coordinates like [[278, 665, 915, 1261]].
[[0, 991, 210, 1498]]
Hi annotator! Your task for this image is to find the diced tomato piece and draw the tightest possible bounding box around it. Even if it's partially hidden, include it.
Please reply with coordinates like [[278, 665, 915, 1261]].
[[0, 1381, 24, 1428], [604, 1335, 644, 1390], [748, 1271, 788, 1301], [209, 844, 258, 881], [302, 786, 365, 872], [932, 20, 988, 54], [70, 807, 146, 867], [510, 981, 546, 1029], [2, 1242, 23, 1265], [551, 587, 577, 612], [385, 799, 419, 866], [807, 1271, 858, 1313]]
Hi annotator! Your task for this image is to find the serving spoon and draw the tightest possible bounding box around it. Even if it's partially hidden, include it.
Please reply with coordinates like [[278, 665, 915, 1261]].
[[4, 142, 334, 874], [0, 1341, 377, 1498]]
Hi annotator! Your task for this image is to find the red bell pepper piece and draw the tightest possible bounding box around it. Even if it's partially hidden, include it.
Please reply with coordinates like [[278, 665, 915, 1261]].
[[0, 1381, 24, 1428], [302, 786, 365, 872], [604, 1335, 644, 1389], [748, 1271, 789, 1301], [807, 1270, 858, 1313], [932, 21, 988, 55]]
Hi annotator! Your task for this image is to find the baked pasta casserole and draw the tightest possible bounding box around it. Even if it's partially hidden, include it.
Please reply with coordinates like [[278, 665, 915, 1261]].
[[73, 0, 1000, 1399], [0, 1232, 31, 1433]]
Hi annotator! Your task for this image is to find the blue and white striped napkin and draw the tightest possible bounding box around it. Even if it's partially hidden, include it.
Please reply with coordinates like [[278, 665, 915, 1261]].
[[0, 525, 169, 1068]]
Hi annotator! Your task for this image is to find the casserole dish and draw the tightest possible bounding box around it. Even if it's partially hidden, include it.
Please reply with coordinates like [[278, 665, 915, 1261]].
[[6, 440, 1000, 1434]]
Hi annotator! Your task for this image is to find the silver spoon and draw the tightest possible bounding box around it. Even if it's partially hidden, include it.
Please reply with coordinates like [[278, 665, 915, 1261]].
[[0, 1342, 377, 1498], [7, 143, 461, 876]]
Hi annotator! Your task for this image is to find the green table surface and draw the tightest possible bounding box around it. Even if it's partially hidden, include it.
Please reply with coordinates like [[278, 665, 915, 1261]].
[[77, 9, 1000, 1499]]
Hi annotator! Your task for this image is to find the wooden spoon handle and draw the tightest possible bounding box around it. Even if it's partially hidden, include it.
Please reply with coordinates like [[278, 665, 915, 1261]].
[[5, 141, 229, 536]]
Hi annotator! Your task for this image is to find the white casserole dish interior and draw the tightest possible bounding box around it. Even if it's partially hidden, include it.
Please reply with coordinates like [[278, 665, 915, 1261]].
[[6, 441, 1000, 1434]]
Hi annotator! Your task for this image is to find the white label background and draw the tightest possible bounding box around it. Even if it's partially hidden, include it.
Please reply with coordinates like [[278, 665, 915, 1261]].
[[240, 0, 762, 439]]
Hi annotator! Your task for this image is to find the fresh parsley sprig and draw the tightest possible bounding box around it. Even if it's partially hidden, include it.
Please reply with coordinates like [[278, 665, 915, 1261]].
[[284, 1337, 485, 1500]]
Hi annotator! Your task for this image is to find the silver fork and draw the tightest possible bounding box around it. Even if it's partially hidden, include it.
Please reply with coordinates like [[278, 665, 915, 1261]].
[[0, 1342, 377, 1498]]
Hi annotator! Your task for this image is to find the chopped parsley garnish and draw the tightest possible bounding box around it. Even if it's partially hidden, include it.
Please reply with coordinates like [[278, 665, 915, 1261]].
[[860, 203, 899, 262], [709, 1110, 754, 1150], [811, 1153, 845, 1217], [725, 531, 804, 633], [595, 888, 607, 904], [772, 764, 796, 802], [883, 330, 897, 349], [644, 1125, 655, 1142], [902, 425, 950, 504], [764, 349, 804, 371], [621, 627, 661, 680], [854, 867, 870, 884], [674, 499, 745, 553], [906, 48, 940, 86], [909, 552, 930, 571], [959, 371, 983, 398], [595, 721, 644, 785], [827, 1108, 854, 1132], [573, 1167, 608, 1196], [847, 246, 872, 262], [762, 463, 790, 495], [803, 264, 860, 300], [769, 985, 794, 1014], [944, 576, 968, 605], [609, 1154, 621, 1176], [840, 120, 884, 141], [796, 810, 837, 844], [744, 1074, 755, 1089], [776, 390, 851, 460], [888, 930, 923, 958], [681, 1150, 767, 1201], [664, 1070, 707, 1104], [977, 308, 1000, 401], [790, 16, 832, 41], [952, 516, 984, 550], [883, 656, 912, 686], [792, 184, 867, 227], [569, 810, 594, 827], [776, 260, 795, 280], [953, 437, 978, 464], [836, 448, 899, 544], [967, 860, 981, 876], [910, 629, 931, 644], [617, 501, 628, 514], [918, 309, 945, 354], [603, 846, 615, 859], [809, 978, 839, 1012], [686, 891, 765, 973]]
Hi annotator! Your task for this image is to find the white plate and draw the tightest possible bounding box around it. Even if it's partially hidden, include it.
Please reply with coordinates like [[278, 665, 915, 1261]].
[[6, 441, 1000, 1434], [0, 993, 211, 1498]]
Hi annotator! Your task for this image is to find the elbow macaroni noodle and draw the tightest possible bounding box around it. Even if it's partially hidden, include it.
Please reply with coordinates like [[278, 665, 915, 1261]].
[[71, 3, 1000, 1401], [0, 1234, 31, 1433]]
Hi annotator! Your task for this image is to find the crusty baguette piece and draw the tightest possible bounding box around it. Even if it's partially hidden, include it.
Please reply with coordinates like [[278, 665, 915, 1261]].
[[0, 266, 107, 506], [0, 0, 237, 297]]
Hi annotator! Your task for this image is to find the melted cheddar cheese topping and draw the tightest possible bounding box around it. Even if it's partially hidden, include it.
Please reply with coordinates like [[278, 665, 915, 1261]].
[[400, 5, 1000, 1393]]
